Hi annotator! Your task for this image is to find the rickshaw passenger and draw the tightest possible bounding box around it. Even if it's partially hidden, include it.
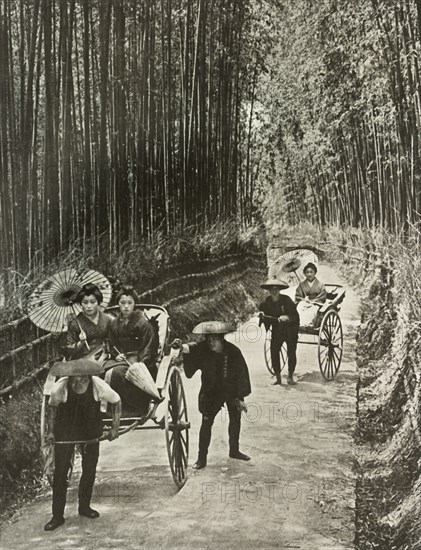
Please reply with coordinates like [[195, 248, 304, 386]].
[[65, 283, 112, 359], [44, 359, 121, 531], [106, 286, 158, 414], [259, 278, 300, 385], [43, 283, 112, 397], [295, 263, 326, 327]]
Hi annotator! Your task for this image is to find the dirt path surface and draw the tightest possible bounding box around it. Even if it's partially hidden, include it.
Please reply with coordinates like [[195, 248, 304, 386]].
[[0, 263, 359, 550]]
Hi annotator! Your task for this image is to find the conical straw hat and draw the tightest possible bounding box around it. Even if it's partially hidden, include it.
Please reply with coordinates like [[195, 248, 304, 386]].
[[260, 277, 289, 290], [192, 321, 236, 335], [50, 359, 104, 377], [125, 362, 160, 400]]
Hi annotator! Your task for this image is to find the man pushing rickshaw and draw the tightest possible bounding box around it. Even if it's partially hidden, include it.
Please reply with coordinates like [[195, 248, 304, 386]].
[[171, 321, 251, 470]]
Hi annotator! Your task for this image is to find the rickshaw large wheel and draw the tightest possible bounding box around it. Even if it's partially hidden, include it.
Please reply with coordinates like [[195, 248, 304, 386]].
[[264, 328, 287, 375], [318, 310, 343, 381], [264, 328, 275, 375], [164, 366, 189, 489]]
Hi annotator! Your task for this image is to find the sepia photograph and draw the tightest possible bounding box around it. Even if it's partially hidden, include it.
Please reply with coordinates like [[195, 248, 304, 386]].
[[0, 0, 419, 548]]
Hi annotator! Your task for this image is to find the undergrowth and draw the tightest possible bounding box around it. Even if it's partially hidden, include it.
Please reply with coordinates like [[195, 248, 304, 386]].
[[0, 386, 47, 521], [0, 221, 266, 325], [169, 270, 266, 339]]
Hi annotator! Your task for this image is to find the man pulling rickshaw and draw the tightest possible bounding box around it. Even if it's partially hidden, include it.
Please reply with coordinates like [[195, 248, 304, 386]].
[[259, 278, 300, 385], [44, 359, 121, 531]]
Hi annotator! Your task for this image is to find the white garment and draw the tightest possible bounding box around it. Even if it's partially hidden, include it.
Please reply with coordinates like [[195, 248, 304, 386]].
[[297, 301, 319, 327], [49, 375, 120, 412]]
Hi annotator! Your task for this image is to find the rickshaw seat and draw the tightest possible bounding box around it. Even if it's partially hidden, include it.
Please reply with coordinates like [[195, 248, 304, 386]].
[[319, 288, 346, 314], [142, 306, 169, 355]]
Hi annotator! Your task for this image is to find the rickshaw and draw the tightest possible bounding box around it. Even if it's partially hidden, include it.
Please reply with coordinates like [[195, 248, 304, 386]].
[[29, 270, 190, 489], [261, 249, 346, 382]]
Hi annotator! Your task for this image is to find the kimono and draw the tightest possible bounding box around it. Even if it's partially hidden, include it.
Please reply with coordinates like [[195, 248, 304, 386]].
[[295, 278, 327, 303], [108, 310, 157, 371], [295, 278, 326, 327], [106, 310, 158, 414], [65, 310, 112, 360]]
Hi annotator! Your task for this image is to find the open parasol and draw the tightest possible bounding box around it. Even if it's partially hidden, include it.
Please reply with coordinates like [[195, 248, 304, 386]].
[[270, 248, 319, 287], [27, 268, 112, 333], [282, 258, 301, 273]]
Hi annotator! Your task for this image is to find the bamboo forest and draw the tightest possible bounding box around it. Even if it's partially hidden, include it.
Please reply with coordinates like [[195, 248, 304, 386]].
[[2, 0, 421, 273], [2, 2, 421, 548]]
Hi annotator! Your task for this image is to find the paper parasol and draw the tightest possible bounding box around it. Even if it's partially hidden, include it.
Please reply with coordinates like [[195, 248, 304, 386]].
[[270, 248, 319, 287], [282, 258, 301, 273], [125, 362, 160, 400], [27, 268, 112, 333]]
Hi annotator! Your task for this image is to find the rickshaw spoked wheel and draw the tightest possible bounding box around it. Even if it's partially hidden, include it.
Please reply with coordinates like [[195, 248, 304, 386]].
[[264, 328, 287, 376], [264, 328, 275, 375], [318, 309, 343, 381], [164, 366, 189, 489]]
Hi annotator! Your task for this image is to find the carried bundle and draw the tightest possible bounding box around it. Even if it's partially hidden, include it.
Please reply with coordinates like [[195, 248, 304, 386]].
[[125, 362, 160, 400]]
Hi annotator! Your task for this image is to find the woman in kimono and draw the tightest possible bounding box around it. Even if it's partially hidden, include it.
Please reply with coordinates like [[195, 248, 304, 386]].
[[65, 283, 112, 359], [295, 263, 326, 327], [106, 286, 158, 414]]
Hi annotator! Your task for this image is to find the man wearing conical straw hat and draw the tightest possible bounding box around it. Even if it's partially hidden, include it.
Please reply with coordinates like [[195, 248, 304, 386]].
[[259, 277, 300, 385], [172, 321, 251, 470], [44, 359, 121, 532]]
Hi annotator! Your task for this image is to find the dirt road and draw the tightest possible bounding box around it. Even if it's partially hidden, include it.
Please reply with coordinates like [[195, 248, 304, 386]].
[[0, 263, 359, 550]]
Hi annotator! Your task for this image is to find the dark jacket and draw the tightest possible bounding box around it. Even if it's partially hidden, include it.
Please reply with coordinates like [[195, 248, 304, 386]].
[[259, 295, 299, 341], [183, 340, 251, 415]]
